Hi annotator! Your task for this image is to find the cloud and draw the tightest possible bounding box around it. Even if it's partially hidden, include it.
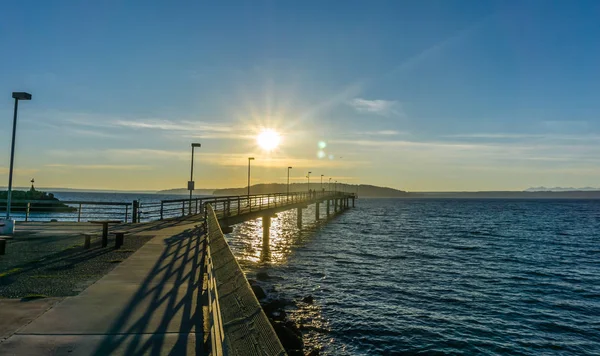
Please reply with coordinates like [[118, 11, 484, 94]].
[[349, 98, 401, 116], [45, 164, 153, 170]]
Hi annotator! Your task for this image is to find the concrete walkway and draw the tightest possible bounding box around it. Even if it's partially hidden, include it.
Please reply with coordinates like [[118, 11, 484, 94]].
[[0, 218, 208, 356]]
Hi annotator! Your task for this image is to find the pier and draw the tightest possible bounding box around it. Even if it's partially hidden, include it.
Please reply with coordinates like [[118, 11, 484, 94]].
[[0, 191, 355, 355]]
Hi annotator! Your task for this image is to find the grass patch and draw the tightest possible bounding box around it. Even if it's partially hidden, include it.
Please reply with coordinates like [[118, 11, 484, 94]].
[[21, 294, 48, 301], [0, 268, 23, 278], [109, 259, 123, 263], [115, 249, 135, 253]]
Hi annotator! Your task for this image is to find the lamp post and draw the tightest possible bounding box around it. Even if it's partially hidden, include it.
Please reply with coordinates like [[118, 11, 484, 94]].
[[307, 171, 312, 194], [320, 174, 324, 193], [247, 157, 255, 197], [287, 166, 292, 198], [4, 92, 32, 231], [188, 143, 201, 215], [328, 177, 332, 192], [335, 180, 338, 194]]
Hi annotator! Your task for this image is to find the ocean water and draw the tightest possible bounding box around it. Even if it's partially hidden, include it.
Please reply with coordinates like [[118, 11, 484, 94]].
[[226, 198, 600, 355]]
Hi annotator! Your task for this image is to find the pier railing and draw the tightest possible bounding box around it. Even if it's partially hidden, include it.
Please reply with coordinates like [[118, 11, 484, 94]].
[[0, 199, 132, 222], [1, 191, 353, 223], [205, 204, 286, 355]]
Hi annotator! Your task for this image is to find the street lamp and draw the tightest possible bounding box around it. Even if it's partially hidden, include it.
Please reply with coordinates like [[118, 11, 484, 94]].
[[287, 167, 292, 198], [188, 143, 201, 215], [4, 92, 32, 233], [247, 157, 255, 197], [335, 180, 338, 193], [328, 177, 332, 192], [320, 174, 324, 192], [307, 171, 312, 193]]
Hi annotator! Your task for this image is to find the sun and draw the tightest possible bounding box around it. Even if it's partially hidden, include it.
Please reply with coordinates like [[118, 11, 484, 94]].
[[257, 129, 281, 151]]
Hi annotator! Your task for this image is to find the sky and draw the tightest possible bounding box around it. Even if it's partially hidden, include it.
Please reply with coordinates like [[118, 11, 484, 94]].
[[2, 0, 600, 192]]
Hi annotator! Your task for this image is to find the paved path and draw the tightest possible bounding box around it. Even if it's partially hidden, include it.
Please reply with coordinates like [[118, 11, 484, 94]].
[[0, 218, 208, 356]]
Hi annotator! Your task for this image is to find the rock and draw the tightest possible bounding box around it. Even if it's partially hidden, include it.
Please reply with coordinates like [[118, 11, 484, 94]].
[[272, 321, 304, 351], [256, 271, 270, 281], [307, 349, 321, 356], [251, 284, 266, 300], [302, 295, 314, 304], [270, 309, 287, 321]]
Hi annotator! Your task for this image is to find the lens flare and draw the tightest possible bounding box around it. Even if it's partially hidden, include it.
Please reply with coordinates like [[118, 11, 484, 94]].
[[317, 150, 326, 159], [318, 141, 327, 149]]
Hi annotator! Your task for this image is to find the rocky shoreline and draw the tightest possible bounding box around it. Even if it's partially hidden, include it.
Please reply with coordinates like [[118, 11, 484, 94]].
[[248, 272, 321, 356]]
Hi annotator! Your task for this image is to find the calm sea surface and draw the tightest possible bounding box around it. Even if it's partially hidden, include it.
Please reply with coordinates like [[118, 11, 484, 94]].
[[227, 198, 600, 355]]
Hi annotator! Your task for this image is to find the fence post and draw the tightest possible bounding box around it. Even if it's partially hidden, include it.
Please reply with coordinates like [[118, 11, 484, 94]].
[[25, 202, 30, 222], [132, 200, 139, 223], [160, 201, 164, 220], [125, 204, 129, 223], [195, 199, 199, 214], [182, 201, 185, 217], [77, 203, 82, 222], [238, 197, 241, 215]]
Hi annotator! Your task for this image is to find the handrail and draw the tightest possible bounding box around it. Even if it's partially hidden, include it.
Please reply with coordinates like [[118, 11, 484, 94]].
[[0, 191, 355, 223], [205, 204, 286, 355]]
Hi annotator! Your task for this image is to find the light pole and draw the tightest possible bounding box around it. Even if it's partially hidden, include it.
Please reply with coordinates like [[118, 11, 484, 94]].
[[188, 143, 201, 215], [287, 166, 292, 198], [4, 92, 32, 230], [335, 180, 338, 194], [320, 174, 324, 193], [328, 177, 332, 192], [307, 171, 312, 193], [247, 157, 255, 197]]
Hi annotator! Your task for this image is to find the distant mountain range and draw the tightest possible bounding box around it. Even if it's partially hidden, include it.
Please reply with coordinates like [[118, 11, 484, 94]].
[[524, 187, 599, 192]]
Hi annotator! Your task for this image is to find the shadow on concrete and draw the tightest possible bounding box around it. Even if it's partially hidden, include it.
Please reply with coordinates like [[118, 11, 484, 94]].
[[91, 226, 207, 355]]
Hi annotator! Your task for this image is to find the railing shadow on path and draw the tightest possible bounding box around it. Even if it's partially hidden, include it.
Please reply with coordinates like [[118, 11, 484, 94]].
[[91, 226, 208, 356]]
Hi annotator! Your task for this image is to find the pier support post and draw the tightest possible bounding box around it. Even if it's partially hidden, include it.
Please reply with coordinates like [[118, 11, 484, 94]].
[[334, 199, 337, 212], [352, 197, 355, 207], [297, 207, 302, 229], [326, 199, 330, 216], [315, 202, 320, 221], [262, 215, 271, 247]]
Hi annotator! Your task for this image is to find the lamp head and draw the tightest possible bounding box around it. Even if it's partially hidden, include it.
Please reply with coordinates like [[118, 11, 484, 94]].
[[191, 143, 201, 148], [12, 92, 32, 100]]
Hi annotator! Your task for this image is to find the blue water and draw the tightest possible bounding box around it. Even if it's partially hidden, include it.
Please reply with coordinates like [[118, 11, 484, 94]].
[[227, 199, 600, 355]]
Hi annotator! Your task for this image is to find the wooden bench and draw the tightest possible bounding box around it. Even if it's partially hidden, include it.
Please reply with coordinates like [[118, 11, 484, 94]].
[[111, 231, 130, 249]]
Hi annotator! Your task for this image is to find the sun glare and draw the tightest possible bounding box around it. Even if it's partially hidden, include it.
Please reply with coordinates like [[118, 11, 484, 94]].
[[257, 129, 281, 151]]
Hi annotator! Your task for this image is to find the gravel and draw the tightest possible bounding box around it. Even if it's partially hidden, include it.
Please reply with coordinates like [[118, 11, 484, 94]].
[[0, 235, 153, 298]]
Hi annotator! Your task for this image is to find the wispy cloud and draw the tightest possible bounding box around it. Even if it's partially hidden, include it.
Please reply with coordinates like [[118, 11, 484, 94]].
[[45, 164, 153, 170], [349, 98, 402, 116]]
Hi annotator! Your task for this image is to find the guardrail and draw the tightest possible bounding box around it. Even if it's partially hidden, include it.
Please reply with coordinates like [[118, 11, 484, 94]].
[[0, 199, 133, 222], [205, 204, 286, 355], [0, 191, 354, 223]]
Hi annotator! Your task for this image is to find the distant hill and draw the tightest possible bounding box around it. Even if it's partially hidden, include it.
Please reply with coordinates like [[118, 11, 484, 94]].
[[156, 188, 217, 195], [524, 186, 598, 192], [212, 183, 409, 197], [414, 191, 600, 199]]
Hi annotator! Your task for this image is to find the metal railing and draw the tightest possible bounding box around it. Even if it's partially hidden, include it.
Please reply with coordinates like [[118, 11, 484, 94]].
[[0, 191, 355, 223], [0, 199, 133, 222]]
